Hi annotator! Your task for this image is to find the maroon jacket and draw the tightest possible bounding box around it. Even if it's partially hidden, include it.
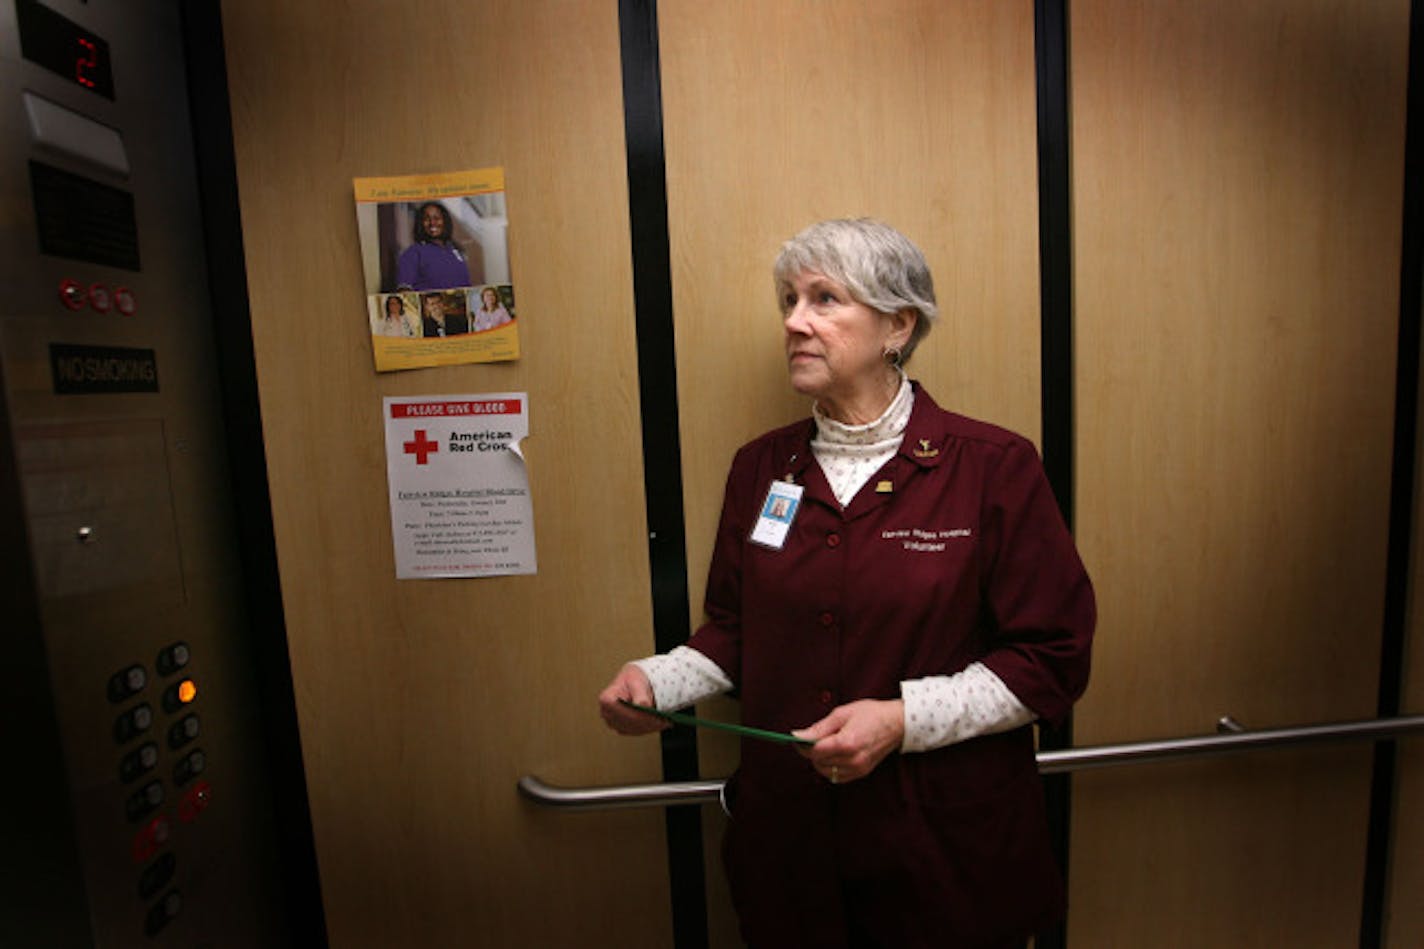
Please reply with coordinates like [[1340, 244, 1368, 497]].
[[687, 383, 1095, 948]]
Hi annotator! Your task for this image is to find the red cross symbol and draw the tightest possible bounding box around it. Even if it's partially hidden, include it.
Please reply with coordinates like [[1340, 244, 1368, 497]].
[[404, 429, 439, 464]]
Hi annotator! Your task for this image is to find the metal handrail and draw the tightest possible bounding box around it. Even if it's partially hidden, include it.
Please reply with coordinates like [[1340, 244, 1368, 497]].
[[518, 776, 725, 811], [518, 713, 1424, 811], [1034, 713, 1424, 773]]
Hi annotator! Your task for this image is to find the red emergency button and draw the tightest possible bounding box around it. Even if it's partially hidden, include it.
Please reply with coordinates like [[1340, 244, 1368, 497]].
[[178, 779, 213, 823], [131, 815, 170, 863], [818, 690, 833, 705], [819, 612, 835, 627], [114, 286, 136, 315], [826, 533, 841, 548], [88, 283, 112, 312], [58, 278, 87, 310]]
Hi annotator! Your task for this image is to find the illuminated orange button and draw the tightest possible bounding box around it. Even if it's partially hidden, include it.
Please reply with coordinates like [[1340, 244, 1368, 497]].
[[163, 679, 198, 713]]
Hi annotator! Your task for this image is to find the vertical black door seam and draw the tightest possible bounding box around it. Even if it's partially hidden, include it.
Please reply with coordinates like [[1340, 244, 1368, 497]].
[[616, 2, 710, 948], [1362, 2, 1423, 945], [180, 4, 329, 945], [1033, 2, 1076, 947]]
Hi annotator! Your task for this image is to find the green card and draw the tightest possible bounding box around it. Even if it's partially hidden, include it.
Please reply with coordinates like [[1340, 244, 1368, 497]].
[[618, 699, 814, 746]]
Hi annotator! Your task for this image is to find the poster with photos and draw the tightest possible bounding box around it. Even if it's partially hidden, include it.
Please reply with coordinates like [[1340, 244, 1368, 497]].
[[354, 167, 520, 372]]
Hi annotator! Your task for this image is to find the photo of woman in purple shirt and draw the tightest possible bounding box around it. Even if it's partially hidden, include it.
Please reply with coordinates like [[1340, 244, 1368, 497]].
[[396, 201, 474, 291]]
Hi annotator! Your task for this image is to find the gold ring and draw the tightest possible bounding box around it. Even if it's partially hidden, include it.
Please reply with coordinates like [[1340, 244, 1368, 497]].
[[830, 765, 839, 784]]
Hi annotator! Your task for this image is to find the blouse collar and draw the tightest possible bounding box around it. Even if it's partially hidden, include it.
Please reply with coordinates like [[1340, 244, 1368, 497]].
[[812, 371, 912, 447]]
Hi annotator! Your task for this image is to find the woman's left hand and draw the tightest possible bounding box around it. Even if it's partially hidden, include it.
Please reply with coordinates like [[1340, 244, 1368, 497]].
[[793, 699, 905, 784]]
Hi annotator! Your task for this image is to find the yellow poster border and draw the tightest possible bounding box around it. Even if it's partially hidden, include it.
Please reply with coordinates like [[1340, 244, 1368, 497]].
[[371, 320, 520, 373], [354, 167, 505, 204]]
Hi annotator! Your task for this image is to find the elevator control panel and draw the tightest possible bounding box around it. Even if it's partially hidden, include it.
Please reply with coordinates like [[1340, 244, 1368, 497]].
[[109, 642, 202, 938], [2, 1, 292, 944]]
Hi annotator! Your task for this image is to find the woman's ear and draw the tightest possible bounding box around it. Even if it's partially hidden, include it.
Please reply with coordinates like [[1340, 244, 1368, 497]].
[[886, 308, 918, 350]]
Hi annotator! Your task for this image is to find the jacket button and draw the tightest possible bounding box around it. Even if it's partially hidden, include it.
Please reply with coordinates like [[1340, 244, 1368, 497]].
[[826, 533, 841, 548], [819, 611, 835, 627], [818, 690, 833, 705]]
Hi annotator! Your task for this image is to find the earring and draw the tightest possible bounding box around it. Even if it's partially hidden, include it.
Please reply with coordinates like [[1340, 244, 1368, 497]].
[[883, 345, 902, 368]]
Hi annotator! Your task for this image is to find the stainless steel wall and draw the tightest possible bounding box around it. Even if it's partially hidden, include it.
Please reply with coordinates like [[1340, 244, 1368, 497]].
[[0, 2, 298, 945]]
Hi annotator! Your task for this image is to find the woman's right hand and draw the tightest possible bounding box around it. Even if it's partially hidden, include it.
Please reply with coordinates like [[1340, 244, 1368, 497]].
[[598, 664, 670, 735]]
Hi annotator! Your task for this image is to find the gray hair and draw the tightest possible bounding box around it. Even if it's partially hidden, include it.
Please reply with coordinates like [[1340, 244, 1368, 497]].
[[773, 218, 938, 363]]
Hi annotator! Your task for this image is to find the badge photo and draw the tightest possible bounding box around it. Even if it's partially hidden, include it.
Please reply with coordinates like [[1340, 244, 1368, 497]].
[[749, 479, 803, 550]]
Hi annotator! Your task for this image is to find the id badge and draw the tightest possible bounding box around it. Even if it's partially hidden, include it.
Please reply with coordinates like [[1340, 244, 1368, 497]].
[[749, 479, 803, 550]]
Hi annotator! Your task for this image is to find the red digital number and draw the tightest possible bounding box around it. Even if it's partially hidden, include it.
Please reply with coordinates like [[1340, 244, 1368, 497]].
[[75, 38, 97, 89]]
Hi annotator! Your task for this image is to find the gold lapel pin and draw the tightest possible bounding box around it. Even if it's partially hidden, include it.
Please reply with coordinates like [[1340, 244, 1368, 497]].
[[875, 480, 894, 494], [912, 438, 939, 459]]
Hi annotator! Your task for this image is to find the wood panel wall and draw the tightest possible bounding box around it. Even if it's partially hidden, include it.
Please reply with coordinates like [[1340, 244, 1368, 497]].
[[220, 2, 674, 946], [1070, 1, 1411, 944]]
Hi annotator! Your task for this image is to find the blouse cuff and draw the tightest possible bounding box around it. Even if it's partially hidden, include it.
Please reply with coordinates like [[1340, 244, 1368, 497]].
[[900, 662, 1037, 753], [632, 646, 733, 711]]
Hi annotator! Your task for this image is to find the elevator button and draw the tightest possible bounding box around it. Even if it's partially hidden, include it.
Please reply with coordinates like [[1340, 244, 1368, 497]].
[[162, 678, 197, 713], [131, 815, 170, 863], [113, 703, 153, 743], [144, 889, 182, 936], [173, 749, 205, 787], [138, 853, 176, 900], [107, 664, 147, 703], [177, 779, 212, 823], [114, 286, 136, 315], [58, 278, 86, 310], [125, 781, 164, 822], [119, 742, 159, 782], [156, 642, 190, 676], [88, 283, 111, 312], [167, 714, 200, 749]]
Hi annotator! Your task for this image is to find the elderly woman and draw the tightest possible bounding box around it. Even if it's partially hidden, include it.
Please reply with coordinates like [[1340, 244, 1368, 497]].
[[599, 218, 1094, 948]]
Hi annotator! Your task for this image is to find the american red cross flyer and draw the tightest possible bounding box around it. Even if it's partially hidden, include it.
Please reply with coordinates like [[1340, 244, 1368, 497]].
[[383, 393, 535, 578]]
